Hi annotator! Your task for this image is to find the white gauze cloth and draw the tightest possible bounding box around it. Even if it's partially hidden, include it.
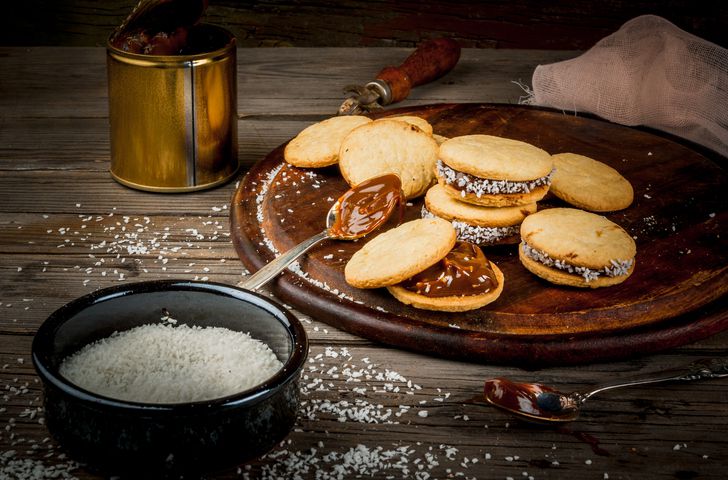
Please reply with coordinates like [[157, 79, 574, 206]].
[[525, 15, 728, 157]]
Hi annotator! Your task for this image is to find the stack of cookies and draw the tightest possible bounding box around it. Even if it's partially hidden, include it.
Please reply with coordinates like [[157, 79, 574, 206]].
[[513, 153, 636, 289], [282, 114, 638, 307], [284, 116, 507, 311], [423, 134, 554, 247]]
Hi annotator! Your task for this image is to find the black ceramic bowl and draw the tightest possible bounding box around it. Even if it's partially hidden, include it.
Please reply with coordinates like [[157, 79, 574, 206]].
[[32, 280, 308, 477]]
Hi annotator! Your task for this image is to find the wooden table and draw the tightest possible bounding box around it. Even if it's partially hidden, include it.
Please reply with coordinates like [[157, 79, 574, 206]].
[[1, 46, 726, 479]]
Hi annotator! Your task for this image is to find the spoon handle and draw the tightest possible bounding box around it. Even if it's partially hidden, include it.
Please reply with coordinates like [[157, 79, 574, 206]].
[[239, 230, 330, 291], [580, 358, 728, 403]]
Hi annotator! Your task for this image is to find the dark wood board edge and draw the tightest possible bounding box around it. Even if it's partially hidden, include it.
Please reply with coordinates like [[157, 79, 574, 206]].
[[274, 281, 728, 367]]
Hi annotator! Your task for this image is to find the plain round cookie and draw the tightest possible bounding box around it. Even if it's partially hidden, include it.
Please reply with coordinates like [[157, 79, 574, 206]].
[[425, 184, 536, 227], [284, 115, 372, 168], [339, 120, 439, 199], [520, 208, 636, 270], [519, 246, 635, 288], [550, 153, 634, 212], [387, 260, 504, 311], [378, 115, 434, 135], [439, 134, 553, 181], [344, 218, 456, 289]]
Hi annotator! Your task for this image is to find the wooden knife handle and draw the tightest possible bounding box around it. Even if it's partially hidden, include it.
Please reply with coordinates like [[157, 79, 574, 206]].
[[376, 38, 461, 105]]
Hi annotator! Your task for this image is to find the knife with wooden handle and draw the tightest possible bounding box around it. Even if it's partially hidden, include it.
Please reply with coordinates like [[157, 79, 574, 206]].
[[338, 38, 461, 115]]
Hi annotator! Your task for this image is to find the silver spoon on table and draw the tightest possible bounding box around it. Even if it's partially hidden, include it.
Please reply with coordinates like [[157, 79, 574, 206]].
[[483, 358, 728, 423], [239, 174, 404, 291]]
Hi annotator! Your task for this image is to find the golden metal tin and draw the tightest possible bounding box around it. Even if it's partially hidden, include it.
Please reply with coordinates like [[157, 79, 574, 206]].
[[107, 25, 238, 192]]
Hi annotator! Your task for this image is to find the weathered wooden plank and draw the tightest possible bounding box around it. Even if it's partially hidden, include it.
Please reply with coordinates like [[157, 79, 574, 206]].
[[0, 314, 728, 470], [2, 0, 725, 49], [0, 47, 577, 118], [0, 170, 238, 214], [0, 207, 368, 340], [0, 117, 313, 171], [3, 332, 727, 479]]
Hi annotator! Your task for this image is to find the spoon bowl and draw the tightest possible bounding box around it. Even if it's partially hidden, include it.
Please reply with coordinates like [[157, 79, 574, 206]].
[[483, 377, 577, 423], [484, 358, 728, 424]]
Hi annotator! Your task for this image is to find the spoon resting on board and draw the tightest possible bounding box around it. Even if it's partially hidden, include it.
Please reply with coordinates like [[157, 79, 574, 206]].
[[483, 358, 728, 424], [239, 174, 404, 291]]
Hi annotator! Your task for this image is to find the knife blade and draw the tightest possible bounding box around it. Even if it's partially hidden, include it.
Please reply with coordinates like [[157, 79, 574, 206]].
[[338, 38, 461, 115]]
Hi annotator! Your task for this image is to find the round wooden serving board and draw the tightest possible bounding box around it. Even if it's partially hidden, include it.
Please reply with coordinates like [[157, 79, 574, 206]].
[[231, 104, 727, 366]]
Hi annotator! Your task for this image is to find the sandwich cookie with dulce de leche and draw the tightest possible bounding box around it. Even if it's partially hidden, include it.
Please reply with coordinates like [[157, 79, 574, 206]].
[[345, 217, 504, 311], [519, 208, 636, 288], [436, 135, 554, 207], [422, 184, 536, 246]]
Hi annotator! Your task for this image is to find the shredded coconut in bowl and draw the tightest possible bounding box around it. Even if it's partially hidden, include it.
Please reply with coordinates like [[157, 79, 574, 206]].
[[59, 323, 283, 404]]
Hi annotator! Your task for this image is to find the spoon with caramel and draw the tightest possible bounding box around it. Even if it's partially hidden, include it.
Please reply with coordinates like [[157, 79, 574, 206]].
[[240, 174, 404, 291], [483, 358, 728, 423]]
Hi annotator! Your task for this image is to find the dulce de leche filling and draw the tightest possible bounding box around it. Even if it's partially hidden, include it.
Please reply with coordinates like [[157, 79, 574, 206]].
[[329, 174, 404, 238], [399, 242, 498, 297]]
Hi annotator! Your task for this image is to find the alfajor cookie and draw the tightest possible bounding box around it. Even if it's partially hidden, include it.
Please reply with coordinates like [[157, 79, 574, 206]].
[[339, 119, 439, 199], [345, 217, 456, 289], [284, 115, 372, 168], [519, 208, 636, 288], [550, 152, 634, 212], [387, 241, 504, 312], [437, 135, 554, 207], [422, 184, 536, 246]]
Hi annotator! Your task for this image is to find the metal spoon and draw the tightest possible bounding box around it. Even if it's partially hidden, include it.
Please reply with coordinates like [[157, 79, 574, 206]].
[[483, 358, 728, 423], [239, 174, 403, 291]]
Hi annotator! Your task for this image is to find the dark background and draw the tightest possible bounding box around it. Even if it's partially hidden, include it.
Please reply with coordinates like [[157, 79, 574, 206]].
[[3, 0, 726, 49]]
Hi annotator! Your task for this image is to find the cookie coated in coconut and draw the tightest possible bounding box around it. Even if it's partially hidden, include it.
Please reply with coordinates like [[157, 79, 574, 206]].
[[436, 135, 554, 207], [423, 184, 536, 245], [519, 208, 636, 288]]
